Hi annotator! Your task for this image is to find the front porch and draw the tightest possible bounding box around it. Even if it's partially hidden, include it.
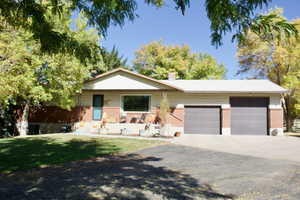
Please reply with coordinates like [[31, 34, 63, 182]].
[[73, 121, 183, 138]]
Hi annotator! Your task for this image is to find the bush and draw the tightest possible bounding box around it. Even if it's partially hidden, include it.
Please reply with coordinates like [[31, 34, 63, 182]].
[[0, 103, 18, 138]]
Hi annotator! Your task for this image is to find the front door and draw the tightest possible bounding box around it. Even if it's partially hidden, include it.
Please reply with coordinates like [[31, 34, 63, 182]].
[[93, 95, 103, 120]]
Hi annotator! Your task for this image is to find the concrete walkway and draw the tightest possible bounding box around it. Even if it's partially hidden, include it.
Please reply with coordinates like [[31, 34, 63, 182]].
[[68, 132, 173, 141], [173, 135, 300, 163]]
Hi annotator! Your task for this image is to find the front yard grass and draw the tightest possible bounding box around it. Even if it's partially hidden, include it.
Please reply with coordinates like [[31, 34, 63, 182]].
[[0, 134, 165, 174]]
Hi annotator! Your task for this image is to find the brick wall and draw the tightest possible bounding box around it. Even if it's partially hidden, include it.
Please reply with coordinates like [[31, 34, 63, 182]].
[[269, 108, 283, 128], [103, 107, 120, 122], [167, 108, 184, 127], [29, 106, 283, 131], [29, 106, 92, 123], [222, 108, 230, 128], [28, 106, 183, 127]]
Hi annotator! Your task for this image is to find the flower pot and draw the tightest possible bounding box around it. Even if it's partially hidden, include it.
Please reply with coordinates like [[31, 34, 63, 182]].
[[174, 132, 181, 137]]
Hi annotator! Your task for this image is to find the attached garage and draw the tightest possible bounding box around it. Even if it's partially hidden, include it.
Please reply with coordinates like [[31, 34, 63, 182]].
[[184, 106, 221, 134], [230, 97, 269, 135], [28, 68, 286, 136]]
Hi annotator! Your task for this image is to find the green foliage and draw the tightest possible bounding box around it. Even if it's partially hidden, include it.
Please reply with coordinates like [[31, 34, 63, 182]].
[[237, 9, 300, 131], [0, 103, 18, 137], [133, 41, 226, 80], [249, 12, 299, 43], [91, 46, 128, 76], [0, 0, 296, 56], [206, 0, 298, 46], [0, 1, 102, 63], [0, 10, 103, 110]]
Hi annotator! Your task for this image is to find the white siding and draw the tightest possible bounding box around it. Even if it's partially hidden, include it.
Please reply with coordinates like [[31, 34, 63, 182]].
[[167, 92, 228, 108], [269, 94, 282, 108]]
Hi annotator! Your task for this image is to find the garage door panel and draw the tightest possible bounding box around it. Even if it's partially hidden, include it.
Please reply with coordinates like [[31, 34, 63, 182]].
[[230, 97, 268, 135], [232, 108, 267, 120], [184, 107, 220, 135], [185, 128, 219, 134]]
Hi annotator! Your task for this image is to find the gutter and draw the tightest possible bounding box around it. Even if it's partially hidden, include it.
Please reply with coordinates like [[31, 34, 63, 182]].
[[182, 90, 287, 94]]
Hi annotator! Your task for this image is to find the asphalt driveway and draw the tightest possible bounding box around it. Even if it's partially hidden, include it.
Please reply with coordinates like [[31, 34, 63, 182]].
[[1, 143, 300, 200], [138, 144, 300, 200], [173, 135, 300, 163]]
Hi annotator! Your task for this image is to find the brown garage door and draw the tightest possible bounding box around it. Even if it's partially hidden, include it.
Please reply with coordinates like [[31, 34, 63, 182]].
[[184, 106, 220, 134], [230, 97, 268, 135]]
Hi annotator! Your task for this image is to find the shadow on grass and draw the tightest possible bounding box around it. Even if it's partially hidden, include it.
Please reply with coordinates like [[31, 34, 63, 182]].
[[0, 137, 121, 173], [0, 154, 235, 200]]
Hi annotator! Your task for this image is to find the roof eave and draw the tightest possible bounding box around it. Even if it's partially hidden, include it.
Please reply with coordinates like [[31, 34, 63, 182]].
[[183, 90, 287, 94], [82, 88, 178, 91]]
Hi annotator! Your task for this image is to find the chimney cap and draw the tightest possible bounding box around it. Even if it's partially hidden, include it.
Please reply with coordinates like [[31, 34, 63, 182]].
[[168, 72, 176, 81]]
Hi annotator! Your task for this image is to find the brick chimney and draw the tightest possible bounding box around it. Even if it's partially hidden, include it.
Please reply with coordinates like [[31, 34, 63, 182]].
[[168, 72, 176, 81]]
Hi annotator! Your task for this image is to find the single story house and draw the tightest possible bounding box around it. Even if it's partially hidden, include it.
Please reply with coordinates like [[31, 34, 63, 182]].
[[29, 68, 286, 136]]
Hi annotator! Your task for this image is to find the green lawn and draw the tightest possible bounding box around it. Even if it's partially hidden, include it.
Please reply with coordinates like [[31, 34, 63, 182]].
[[0, 134, 165, 174]]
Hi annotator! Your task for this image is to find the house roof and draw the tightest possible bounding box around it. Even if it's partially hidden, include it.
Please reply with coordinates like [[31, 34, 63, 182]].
[[161, 80, 287, 93], [84, 68, 184, 91], [85, 68, 286, 93]]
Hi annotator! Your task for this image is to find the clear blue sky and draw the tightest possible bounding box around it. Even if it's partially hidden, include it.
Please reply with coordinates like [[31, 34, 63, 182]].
[[102, 0, 300, 79]]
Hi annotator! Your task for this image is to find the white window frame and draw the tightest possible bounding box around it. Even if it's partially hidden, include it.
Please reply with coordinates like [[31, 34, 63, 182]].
[[120, 94, 152, 113]]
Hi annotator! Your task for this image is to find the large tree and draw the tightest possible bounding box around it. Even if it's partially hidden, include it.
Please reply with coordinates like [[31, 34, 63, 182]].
[[0, 0, 297, 60], [0, 9, 103, 136], [237, 9, 300, 132], [133, 41, 226, 80], [91, 46, 128, 76]]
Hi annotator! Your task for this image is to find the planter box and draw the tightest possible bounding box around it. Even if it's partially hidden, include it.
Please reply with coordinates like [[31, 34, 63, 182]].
[[72, 122, 182, 137], [160, 124, 172, 137], [139, 130, 152, 137], [106, 123, 146, 135]]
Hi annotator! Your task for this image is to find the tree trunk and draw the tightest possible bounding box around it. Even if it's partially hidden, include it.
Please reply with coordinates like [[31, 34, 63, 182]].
[[286, 117, 294, 132], [19, 103, 29, 136]]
